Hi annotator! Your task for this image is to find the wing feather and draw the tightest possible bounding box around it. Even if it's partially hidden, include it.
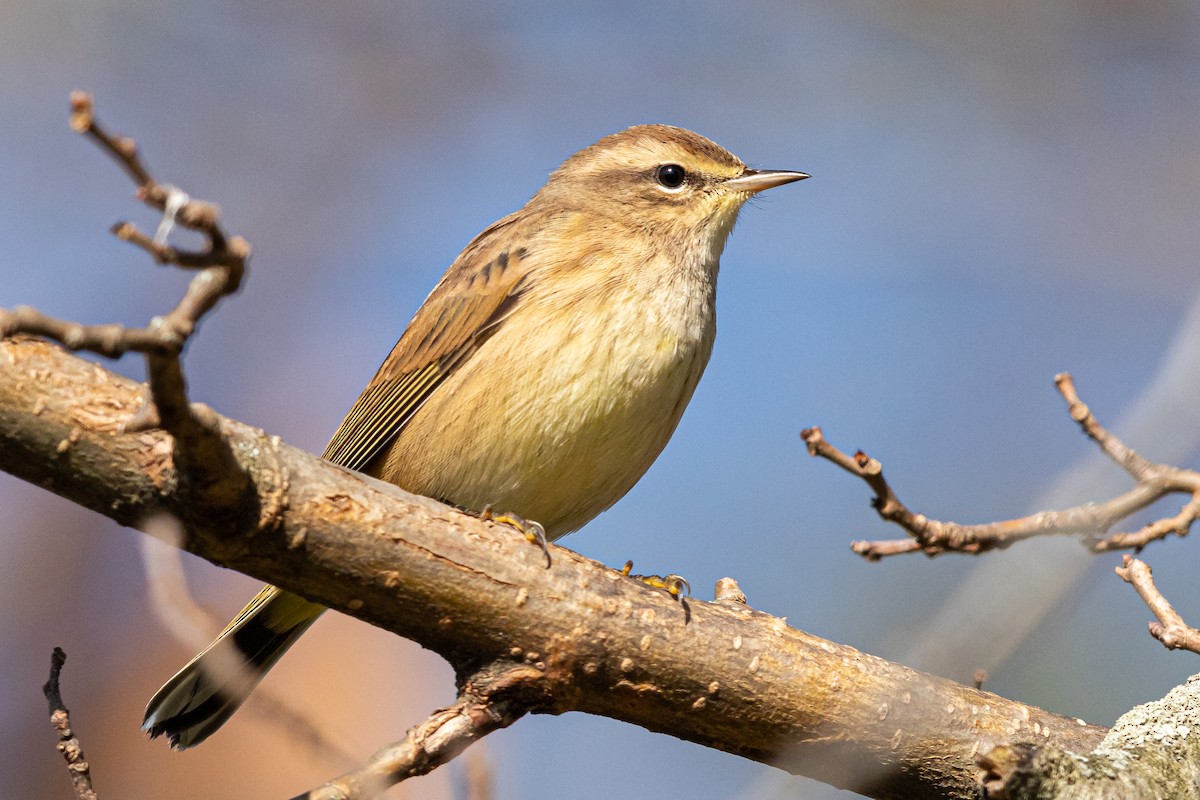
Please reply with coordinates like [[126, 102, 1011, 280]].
[[322, 212, 532, 471]]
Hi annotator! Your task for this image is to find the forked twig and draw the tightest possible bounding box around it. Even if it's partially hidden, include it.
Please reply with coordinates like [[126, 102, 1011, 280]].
[[804, 373, 1200, 560], [5, 92, 248, 360]]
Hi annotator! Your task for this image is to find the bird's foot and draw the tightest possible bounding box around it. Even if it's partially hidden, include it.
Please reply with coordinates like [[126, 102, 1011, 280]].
[[478, 505, 551, 568], [620, 560, 690, 600]]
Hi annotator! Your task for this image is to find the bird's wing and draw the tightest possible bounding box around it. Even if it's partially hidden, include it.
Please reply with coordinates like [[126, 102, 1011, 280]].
[[322, 211, 533, 470]]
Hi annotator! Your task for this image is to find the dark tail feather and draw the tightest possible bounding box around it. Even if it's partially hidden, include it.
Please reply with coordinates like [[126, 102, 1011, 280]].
[[143, 587, 324, 748]]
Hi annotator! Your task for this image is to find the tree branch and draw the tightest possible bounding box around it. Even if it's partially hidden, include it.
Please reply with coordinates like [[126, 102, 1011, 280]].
[[803, 373, 1200, 559], [0, 336, 1106, 799]]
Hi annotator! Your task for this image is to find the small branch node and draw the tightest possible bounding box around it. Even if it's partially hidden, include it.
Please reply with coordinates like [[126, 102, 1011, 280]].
[[714, 577, 748, 604], [68, 91, 93, 133]]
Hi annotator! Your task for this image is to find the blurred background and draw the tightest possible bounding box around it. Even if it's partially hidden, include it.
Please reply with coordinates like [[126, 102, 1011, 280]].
[[4, 2, 1200, 798]]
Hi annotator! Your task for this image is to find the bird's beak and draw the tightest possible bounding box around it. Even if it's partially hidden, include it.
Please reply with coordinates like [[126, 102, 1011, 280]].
[[724, 169, 810, 194]]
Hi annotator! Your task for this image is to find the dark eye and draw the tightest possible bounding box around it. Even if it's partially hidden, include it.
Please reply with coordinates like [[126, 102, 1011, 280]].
[[655, 163, 687, 189]]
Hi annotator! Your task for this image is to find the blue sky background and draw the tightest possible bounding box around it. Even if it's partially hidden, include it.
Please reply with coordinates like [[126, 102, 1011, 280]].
[[4, 3, 1200, 798]]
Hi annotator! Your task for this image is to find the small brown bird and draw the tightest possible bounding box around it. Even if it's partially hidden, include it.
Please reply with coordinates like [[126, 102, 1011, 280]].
[[143, 124, 807, 747]]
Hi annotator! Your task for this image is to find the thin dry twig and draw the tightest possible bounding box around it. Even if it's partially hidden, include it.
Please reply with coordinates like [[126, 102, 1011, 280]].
[[4, 92, 248, 360], [291, 664, 542, 800], [43, 648, 100, 800], [803, 373, 1200, 560], [1116, 555, 1200, 655]]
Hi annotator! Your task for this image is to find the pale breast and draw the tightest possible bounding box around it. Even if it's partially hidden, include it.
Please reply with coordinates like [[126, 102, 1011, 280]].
[[379, 252, 717, 538]]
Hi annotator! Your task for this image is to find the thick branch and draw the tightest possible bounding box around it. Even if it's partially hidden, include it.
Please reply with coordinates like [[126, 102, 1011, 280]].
[[0, 337, 1106, 800]]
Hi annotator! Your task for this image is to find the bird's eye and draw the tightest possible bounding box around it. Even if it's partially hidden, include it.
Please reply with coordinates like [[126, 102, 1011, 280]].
[[655, 163, 687, 190]]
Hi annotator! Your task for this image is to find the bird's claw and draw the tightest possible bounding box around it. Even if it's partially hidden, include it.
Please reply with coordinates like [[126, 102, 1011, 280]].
[[480, 505, 551, 567], [621, 560, 691, 599]]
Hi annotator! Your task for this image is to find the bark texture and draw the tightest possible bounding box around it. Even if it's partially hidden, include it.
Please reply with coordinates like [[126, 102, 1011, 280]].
[[0, 336, 1109, 799]]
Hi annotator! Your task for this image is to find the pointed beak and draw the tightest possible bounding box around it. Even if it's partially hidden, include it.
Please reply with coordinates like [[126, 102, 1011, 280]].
[[723, 169, 810, 194]]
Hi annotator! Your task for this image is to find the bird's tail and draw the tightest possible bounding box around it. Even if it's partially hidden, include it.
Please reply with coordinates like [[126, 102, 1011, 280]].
[[142, 586, 325, 749]]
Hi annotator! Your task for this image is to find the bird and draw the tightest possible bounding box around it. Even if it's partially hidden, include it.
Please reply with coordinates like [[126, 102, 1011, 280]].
[[143, 124, 807, 748]]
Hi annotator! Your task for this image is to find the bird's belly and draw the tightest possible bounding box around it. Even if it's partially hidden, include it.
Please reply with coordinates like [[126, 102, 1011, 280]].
[[379, 301, 714, 538]]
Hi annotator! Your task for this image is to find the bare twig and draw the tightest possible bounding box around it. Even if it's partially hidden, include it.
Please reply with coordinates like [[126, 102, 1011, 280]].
[[68, 92, 230, 253], [291, 664, 542, 800], [803, 373, 1200, 559], [4, 93, 248, 359], [140, 516, 223, 648], [1116, 555, 1200, 655], [43, 648, 100, 800]]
